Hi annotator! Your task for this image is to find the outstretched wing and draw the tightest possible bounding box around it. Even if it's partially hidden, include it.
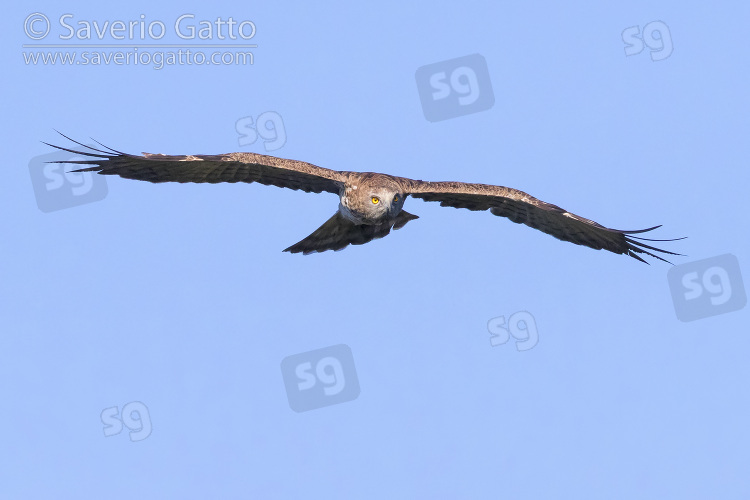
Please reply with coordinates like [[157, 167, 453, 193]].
[[44, 133, 346, 194], [405, 180, 684, 264]]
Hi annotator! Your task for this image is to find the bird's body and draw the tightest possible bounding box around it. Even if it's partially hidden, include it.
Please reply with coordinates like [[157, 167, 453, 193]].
[[44, 133, 683, 263]]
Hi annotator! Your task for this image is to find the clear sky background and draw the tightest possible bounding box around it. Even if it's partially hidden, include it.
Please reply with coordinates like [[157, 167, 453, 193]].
[[3, 1, 749, 498]]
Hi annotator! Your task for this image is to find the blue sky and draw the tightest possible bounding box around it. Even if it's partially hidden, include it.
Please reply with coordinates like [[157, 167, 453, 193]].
[[4, 1, 749, 498]]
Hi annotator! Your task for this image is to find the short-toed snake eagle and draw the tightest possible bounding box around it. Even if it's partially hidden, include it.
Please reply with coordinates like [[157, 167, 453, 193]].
[[45, 134, 683, 263]]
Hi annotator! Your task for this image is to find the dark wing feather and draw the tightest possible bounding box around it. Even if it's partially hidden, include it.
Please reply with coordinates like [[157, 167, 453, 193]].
[[43, 134, 345, 194], [404, 180, 684, 264]]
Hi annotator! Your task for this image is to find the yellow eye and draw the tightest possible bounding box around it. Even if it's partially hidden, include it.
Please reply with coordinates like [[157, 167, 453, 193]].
[[371, 197, 380, 204], [394, 195, 399, 202]]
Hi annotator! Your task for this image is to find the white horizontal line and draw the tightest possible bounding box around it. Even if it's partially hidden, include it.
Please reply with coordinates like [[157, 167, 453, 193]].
[[22, 44, 258, 48]]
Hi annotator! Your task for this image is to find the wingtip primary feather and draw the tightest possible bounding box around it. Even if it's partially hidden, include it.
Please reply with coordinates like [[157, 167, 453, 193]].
[[42, 141, 110, 159], [614, 225, 686, 265], [53, 130, 115, 156], [623, 234, 685, 265], [90, 137, 128, 155]]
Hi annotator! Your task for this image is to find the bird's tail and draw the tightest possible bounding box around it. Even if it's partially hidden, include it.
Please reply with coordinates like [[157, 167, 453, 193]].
[[283, 211, 419, 255]]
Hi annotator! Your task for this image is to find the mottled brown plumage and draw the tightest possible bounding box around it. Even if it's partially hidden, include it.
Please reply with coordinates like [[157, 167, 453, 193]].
[[44, 133, 683, 263]]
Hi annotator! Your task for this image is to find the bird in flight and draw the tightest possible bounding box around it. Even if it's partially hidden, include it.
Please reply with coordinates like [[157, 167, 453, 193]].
[[45, 133, 683, 263]]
